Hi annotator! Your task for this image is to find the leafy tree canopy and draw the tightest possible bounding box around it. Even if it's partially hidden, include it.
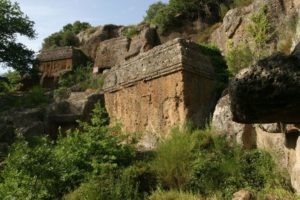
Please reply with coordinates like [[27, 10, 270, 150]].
[[144, 0, 252, 33], [0, 0, 36, 74], [42, 21, 91, 50]]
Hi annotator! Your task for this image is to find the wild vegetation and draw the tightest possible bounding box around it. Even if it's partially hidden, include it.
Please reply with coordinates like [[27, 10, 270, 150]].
[[144, 0, 254, 34], [42, 21, 91, 50], [0, 0, 36, 74], [53, 64, 104, 100], [1, 0, 300, 199], [225, 5, 274, 75], [121, 25, 140, 39], [0, 103, 296, 199]]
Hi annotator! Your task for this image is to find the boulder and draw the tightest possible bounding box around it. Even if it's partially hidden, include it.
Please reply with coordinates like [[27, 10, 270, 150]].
[[256, 125, 289, 170], [46, 90, 104, 137], [229, 52, 300, 123], [212, 94, 256, 148], [125, 26, 161, 60], [93, 37, 130, 71], [93, 25, 161, 72], [77, 24, 122, 59], [232, 190, 252, 200], [0, 107, 45, 145]]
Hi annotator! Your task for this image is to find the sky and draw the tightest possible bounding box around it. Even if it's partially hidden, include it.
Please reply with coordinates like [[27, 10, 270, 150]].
[[1, 0, 169, 74]]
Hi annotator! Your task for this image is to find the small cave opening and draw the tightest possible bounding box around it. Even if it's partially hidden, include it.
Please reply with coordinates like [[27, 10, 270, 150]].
[[286, 132, 300, 149]]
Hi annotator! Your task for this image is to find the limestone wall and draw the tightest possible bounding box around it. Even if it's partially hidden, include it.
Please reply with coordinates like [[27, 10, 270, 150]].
[[103, 38, 217, 140]]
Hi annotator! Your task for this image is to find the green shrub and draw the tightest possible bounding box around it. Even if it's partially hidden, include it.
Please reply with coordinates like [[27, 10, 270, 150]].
[[226, 42, 254, 75], [0, 71, 22, 95], [148, 189, 202, 200], [152, 127, 196, 190], [144, 2, 167, 24], [188, 132, 292, 200], [23, 86, 48, 107], [63, 21, 91, 34], [144, 0, 225, 33], [42, 21, 91, 50], [0, 104, 136, 199], [56, 65, 104, 92], [0, 137, 59, 200], [122, 25, 140, 38], [64, 171, 140, 200], [247, 5, 275, 49], [53, 86, 71, 100], [123, 162, 157, 195], [198, 44, 229, 93]]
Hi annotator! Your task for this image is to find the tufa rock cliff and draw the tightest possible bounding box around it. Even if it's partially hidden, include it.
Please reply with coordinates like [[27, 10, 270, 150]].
[[211, 0, 300, 54]]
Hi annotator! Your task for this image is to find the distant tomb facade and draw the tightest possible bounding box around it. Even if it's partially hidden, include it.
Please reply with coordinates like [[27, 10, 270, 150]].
[[37, 46, 88, 88]]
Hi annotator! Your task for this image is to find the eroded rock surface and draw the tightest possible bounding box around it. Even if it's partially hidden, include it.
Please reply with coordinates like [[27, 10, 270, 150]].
[[229, 52, 300, 123], [78, 24, 122, 59], [78, 24, 160, 72], [103, 38, 219, 148], [211, 0, 300, 54], [46, 90, 104, 137], [212, 94, 256, 148]]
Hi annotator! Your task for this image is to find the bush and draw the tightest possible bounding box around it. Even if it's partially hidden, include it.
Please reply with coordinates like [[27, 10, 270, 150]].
[[198, 44, 229, 93], [0, 71, 22, 94], [226, 42, 254, 75], [148, 190, 202, 200], [0, 137, 59, 199], [122, 25, 140, 38], [247, 5, 275, 49], [188, 132, 292, 200], [56, 65, 104, 92], [23, 86, 48, 107], [144, 0, 225, 33], [64, 172, 140, 200], [144, 2, 167, 24], [0, 104, 136, 199], [42, 21, 91, 50], [152, 127, 196, 190]]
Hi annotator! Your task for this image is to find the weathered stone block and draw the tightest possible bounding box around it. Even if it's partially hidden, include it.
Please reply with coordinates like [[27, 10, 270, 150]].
[[103, 38, 217, 139]]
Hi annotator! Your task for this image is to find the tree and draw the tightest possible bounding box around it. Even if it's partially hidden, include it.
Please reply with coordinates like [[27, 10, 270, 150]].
[[42, 21, 91, 50], [144, 2, 167, 23], [0, 0, 36, 74]]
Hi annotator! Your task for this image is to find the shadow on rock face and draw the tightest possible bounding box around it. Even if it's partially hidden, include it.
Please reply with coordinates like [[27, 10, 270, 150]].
[[229, 46, 300, 124]]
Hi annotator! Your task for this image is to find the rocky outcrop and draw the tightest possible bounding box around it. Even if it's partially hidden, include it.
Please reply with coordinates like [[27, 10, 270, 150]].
[[232, 190, 252, 200], [77, 24, 122, 59], [227, 41, 300, 192], [93, 37, 130, 71], [0, 107, 45, 155], [125, 26, 161, 60], [212, 94, 256, 148], [78, 24, 160, 72], [93, 26, 160, 72], [211, 0, 300, 54], [212, 92, 300, 192], [103, 38, 219, 149], [0, 90, 103, 149], [229, 51, 300, 123], [230, 42, 300, 123], [46, 90, 104, 137]]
